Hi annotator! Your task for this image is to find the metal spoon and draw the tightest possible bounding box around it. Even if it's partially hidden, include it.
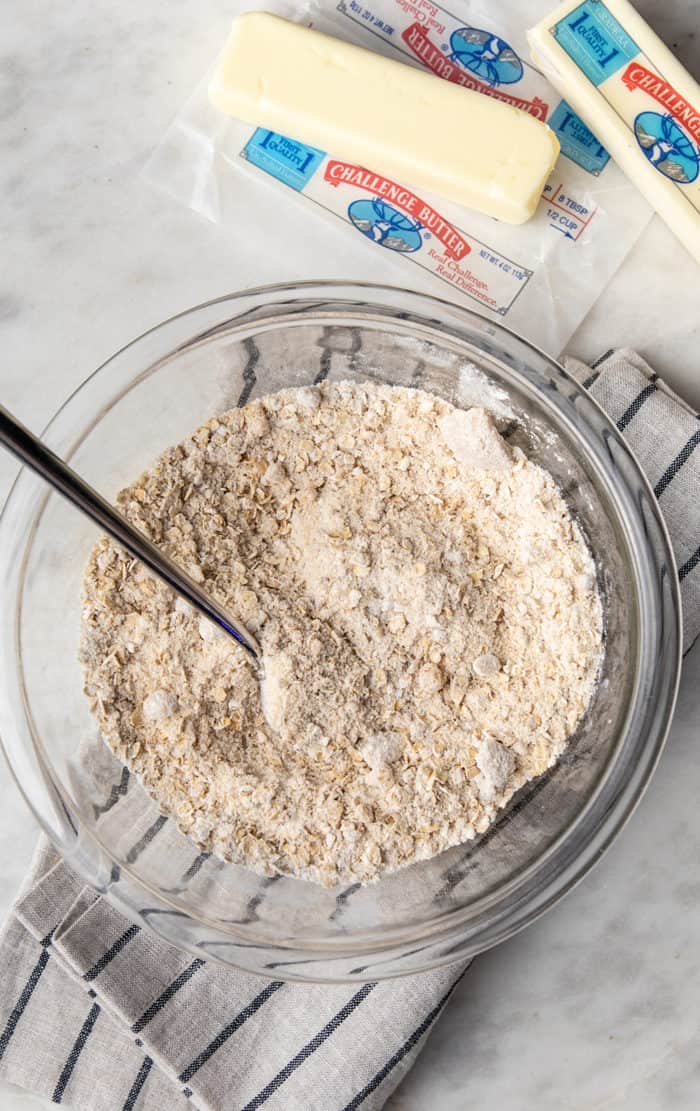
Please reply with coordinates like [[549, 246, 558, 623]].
[[0, 403, 262, 663]]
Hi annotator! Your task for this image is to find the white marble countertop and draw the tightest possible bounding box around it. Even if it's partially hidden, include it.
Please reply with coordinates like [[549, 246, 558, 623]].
[[2, 0, 699, 1107]]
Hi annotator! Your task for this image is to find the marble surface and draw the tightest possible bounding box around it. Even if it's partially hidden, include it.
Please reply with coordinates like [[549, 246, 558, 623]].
[[1, 0, 699, 1107]]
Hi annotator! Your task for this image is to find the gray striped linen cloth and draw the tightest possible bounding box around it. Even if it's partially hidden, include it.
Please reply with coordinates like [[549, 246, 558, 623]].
[[0, 349, 697, 1111]]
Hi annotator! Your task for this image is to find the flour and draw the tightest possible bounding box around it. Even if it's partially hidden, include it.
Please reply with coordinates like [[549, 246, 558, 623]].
[[80, 382, 603, 887]]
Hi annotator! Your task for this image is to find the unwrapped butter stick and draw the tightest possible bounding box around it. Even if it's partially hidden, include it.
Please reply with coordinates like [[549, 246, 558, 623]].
[[528, 0, 700, 263], [209, 12, 560, 225]]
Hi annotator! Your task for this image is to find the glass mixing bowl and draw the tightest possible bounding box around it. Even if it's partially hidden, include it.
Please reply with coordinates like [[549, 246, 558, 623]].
[[0, 282, 681, 982]]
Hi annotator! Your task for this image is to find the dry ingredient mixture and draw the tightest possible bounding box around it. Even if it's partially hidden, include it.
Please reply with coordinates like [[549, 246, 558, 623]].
[[81, 382, 603, 886]]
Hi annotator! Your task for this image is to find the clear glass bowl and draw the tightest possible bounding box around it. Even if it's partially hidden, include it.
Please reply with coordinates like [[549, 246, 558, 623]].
[[0, 282, 681, 982]]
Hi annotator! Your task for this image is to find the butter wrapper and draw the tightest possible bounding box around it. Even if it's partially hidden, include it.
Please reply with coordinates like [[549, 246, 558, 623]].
[[528, 0, 700, 263]]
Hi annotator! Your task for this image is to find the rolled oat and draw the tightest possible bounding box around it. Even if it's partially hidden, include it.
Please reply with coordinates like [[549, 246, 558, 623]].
[[81, 383, 602, 886]]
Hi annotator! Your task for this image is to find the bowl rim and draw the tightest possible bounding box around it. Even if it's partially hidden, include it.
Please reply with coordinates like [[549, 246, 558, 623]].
[[0, 280, 683, 981]]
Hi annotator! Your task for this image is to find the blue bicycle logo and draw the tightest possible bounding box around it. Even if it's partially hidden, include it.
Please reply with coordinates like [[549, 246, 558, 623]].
[[448, 27, 523, 87], [634, 111, 699, 183], [347, 198, 423, 253]]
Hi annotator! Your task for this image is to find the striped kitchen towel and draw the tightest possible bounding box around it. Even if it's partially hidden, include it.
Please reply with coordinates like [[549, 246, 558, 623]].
[[0, 837, 465, 1111], [565, 348, 699, 651], [0, 349, 697, 1111]]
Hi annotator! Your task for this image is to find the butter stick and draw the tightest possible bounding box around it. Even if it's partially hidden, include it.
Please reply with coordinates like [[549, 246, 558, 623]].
[[209, 12, 560, 225], [528, 0, 700, 262]]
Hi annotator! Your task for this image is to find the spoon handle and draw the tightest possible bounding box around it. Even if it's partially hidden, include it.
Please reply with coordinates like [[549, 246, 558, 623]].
[[0, 404, 261, 661]]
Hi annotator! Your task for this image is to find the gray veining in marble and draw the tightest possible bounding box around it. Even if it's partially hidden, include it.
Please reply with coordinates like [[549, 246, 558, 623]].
[[1, 0, 699, 1107]]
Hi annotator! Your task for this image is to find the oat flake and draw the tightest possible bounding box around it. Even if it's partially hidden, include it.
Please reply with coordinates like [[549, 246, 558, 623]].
[[80, 383, 602, 887]]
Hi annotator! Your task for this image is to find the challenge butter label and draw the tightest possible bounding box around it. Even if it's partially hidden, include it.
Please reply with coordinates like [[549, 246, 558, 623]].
[[551, 0, 700, 197], [243, 128, 532, 314]]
